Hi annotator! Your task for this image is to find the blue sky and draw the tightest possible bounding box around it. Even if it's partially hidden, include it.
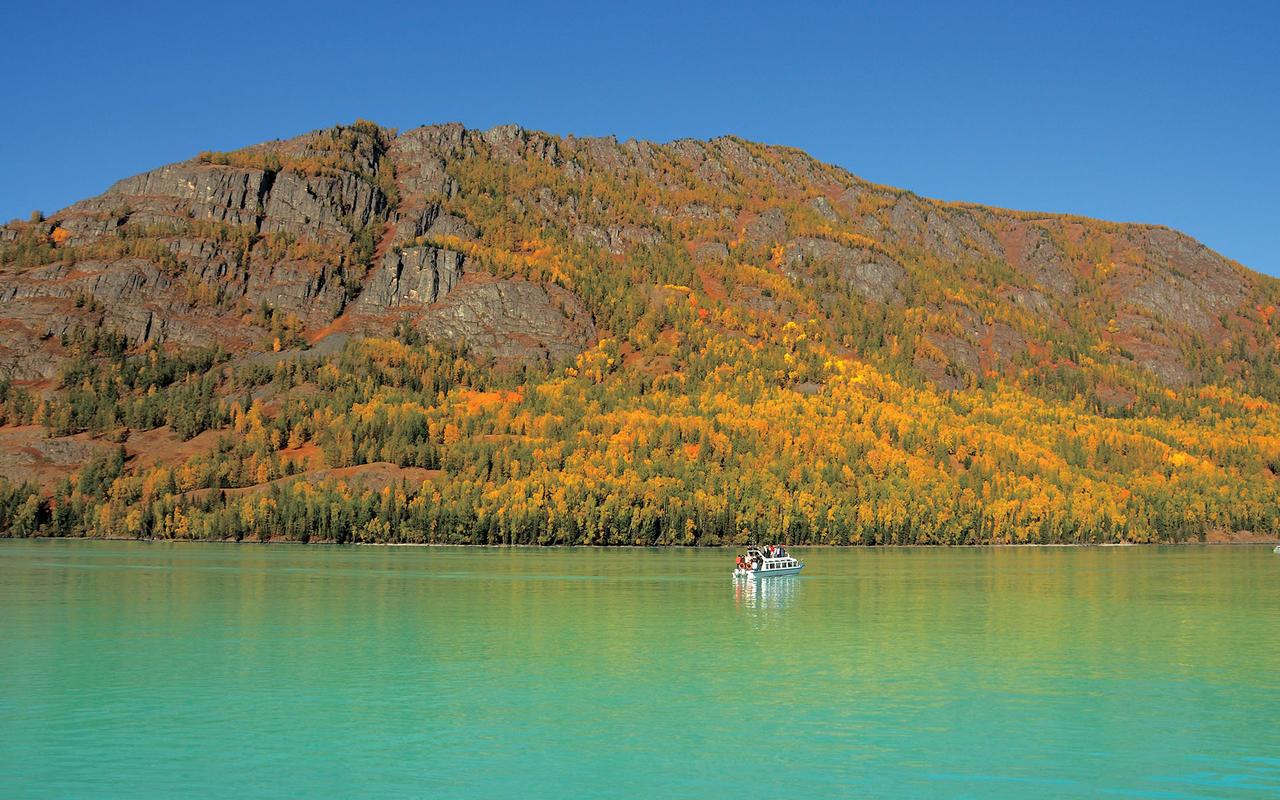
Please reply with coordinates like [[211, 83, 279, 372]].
[[3, 1, 1277, 275]]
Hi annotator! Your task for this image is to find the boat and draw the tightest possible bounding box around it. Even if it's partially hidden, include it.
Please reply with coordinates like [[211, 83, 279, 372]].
[[733, 546, 803, 577]]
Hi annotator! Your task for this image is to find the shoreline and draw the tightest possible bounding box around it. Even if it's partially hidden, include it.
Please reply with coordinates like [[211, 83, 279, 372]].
[[4, 534, 1277, 549]]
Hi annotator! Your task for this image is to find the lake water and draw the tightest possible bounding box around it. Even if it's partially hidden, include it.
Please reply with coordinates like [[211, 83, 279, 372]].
[[1, 541, 1277, 798]]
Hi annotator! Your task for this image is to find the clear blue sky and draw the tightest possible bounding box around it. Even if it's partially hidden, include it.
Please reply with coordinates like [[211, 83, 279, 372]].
[[3, 1, 1277, 275]]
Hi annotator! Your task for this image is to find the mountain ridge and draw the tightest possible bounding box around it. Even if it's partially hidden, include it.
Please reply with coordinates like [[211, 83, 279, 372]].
[[0, 119, 1276, 544]]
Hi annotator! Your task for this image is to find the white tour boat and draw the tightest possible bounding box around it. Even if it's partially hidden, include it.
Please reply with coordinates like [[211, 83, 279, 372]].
[[733, 546, 803, 577]]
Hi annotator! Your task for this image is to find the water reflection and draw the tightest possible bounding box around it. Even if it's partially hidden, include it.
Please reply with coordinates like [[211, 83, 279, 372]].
[[733, 574, 800, 610]]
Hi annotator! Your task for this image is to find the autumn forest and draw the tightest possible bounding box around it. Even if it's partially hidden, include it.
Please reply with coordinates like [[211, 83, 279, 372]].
[[0, 121, 1277, 545]]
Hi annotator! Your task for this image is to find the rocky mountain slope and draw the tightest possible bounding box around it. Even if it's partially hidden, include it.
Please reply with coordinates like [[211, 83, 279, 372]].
[[3, 120, 1276, 393], [0, 120, 1277, 544]]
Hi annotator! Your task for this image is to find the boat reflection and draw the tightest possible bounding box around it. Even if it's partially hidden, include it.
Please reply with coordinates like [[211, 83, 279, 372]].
[[733, 574, 800, 610]]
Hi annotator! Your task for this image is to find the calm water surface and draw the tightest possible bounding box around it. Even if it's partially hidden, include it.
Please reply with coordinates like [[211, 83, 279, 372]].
[[1, 541, 1277, 798]]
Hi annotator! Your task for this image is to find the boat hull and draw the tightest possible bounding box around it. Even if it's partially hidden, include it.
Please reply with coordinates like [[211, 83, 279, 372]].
[[734, 565, 803, 578]]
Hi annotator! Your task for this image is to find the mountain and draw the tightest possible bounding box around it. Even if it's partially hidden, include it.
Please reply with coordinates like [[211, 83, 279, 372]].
[[0, 120, 1277, 544]]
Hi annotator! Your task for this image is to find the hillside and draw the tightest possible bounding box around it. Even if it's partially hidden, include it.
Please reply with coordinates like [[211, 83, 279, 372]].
[[1, 120, 1277, 544]]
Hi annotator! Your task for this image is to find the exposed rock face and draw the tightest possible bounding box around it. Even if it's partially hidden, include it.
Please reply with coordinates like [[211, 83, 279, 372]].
[[924, 208, 1001, 261], [357, 246, 463, 311], [260, 171, 386, 241], [782, 237, 909, 304], [1001, 287, 1055, 320], [424, 213, 476, 241], [572, 223, 665, 254], [246, 259, 348, 322], [419, 277, 597, 361], [1111, 228, 1250, 334], [742, 208, 788, 246], [0, 254, 255, 355], [809, 196, 839, 222], [86, 163, 271, 228]]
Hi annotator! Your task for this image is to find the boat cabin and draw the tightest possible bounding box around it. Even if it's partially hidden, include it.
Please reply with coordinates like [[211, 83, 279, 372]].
[[738, 546, 801, 573]]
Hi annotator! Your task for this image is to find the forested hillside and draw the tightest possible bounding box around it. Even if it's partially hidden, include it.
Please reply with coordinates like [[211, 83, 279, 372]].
[[1, 120, 1277, 544]]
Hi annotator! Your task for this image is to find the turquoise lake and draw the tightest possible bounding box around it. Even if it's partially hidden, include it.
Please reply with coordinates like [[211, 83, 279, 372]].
[[1, 540, 1278, 797]]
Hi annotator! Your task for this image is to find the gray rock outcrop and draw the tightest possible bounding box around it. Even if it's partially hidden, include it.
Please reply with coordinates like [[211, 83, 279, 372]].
[[419, 277, 597, 361], [357, 246, 464, 311], [782, 237, 909, 304]]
